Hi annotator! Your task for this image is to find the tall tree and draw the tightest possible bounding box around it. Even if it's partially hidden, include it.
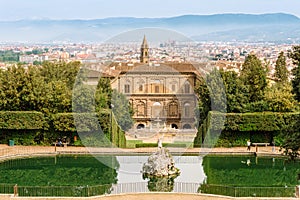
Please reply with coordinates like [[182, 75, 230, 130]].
[[281, 119, 300, 160], [72, 84, 95, 113], [289, 46, 300, 101], [274, 51, 289, 83], [42, 81, 72, 114], [240, 54, 267, 102], [288, 46, 300, 66], [264, 83, 296, 112], [266, 51, 295, 112], [0, 62, 81, 114], [194, 76, 211, 125], [220, 70, 248, 113], [95, 76, 113, 111], [111, 90, 134, 131], [0, 65, 44, 111], [40, 61, 81, 89], [205, 68, 227, 113]]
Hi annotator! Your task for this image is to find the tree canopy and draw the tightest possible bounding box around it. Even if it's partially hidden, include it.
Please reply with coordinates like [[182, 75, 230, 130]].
[[274, 51, 289, 84], [111, 90, 134, 131], [240, 54, 267, 102], [0, 62, 80, 114], [289, 46, 300, 102]]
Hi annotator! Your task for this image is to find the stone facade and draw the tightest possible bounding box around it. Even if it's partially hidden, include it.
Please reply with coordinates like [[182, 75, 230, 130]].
[[110, 37, 199, 131], [111, 65, 197, 130]]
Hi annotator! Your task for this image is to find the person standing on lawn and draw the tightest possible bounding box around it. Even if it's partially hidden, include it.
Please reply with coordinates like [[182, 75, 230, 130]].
[[247, 140, 251, 151]]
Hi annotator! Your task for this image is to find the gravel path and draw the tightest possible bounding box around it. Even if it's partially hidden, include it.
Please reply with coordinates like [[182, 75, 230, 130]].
[[0, 144, 283, 157]]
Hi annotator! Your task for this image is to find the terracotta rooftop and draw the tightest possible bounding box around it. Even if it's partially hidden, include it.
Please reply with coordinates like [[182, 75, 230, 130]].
[[108, 62, 207, 76]]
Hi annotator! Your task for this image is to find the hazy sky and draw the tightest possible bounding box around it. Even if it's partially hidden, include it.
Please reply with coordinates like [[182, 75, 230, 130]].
[[1, 0, 300, 21]]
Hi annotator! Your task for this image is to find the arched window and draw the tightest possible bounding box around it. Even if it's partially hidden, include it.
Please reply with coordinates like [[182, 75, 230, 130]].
[[184, 103, 190, 117], [124, 80, 130, 93], [153, 102, 161, 106], [168, 101, 178, 117], [183, 124, 191, 129], [172, 84, 176, 92], [124, 85, 130, 93], [184, 81, 190, 93], [137, 101, 146, 116], [151, 79, 160, 93], [152, 102, 162, 118], [137, 124, 145, 129], [170, 81, 178, 93], [139, 84, 143, 92], [155, 85, 160, 93], [137, 79, 145, 92], [171, 124, 178, 129]]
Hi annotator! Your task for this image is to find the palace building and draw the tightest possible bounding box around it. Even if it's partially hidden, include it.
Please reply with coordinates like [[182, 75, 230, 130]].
[[110, 36, 200, 134]]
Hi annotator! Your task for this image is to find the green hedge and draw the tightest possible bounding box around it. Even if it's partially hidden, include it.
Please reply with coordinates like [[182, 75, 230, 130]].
[[209, 111, 300, 131], [0, 129, 54, 145], [52, 111, 126, 148], [194, 111, 300, 147], [111, 112, 126, 148], [52, 113, 101, 132], [0, 111, 45, 129], [0, 110, 126, 147]]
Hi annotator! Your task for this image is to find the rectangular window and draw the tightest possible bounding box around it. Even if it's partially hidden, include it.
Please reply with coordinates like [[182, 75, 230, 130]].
[[185, 106, 190, 117], [137, 105, 145, 116], [139, 84, 143, 92], [172, 84, 176, 92], [184, 84, 190, 94], [155, 85, 159, 93], [169, 105, 177, 116], [124, 84, 130, 93]]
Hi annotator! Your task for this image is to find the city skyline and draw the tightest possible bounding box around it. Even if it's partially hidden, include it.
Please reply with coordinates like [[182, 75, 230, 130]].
[[1, 0, 300, 21]]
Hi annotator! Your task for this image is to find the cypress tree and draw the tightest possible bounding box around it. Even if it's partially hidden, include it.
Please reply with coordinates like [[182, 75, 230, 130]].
[[289, 46, 300, 101], [274, 51, 289, 83], [240, 54, 267, 102]]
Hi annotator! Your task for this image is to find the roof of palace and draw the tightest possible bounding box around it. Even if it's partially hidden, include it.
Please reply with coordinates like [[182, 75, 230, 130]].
[[106, 61, 208, 77]]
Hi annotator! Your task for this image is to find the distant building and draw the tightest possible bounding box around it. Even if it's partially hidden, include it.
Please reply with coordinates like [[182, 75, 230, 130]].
[[19, 54, 48, 63], [140, 35, 149, 64]]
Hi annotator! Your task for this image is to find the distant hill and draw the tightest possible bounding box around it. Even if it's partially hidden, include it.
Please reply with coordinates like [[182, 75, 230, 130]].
[[0, 13, 299, 43]]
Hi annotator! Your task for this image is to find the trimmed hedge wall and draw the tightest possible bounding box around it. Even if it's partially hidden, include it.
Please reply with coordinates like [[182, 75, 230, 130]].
[[0, 110, 126, 147], [0, 129, 50, 145], [111, 112, 126, 148], [0, 111, 45, 129], [209, 112, 299, 131], [52, 113, 101, 132], [194, 111, 300, 147], [52, 111, 126, 148]]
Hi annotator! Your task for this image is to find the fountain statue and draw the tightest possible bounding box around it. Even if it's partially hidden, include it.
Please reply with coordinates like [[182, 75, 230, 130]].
[[158, 137, 163, 148], [142, 138, 180, 178]]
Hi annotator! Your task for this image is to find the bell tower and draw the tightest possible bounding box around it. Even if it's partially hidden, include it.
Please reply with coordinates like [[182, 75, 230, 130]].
[[140, 35, 149, 64]]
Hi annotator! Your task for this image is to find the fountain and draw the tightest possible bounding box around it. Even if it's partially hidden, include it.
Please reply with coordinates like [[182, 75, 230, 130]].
[[141, 138, 180, 192], [142, 138, 180, 178]]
